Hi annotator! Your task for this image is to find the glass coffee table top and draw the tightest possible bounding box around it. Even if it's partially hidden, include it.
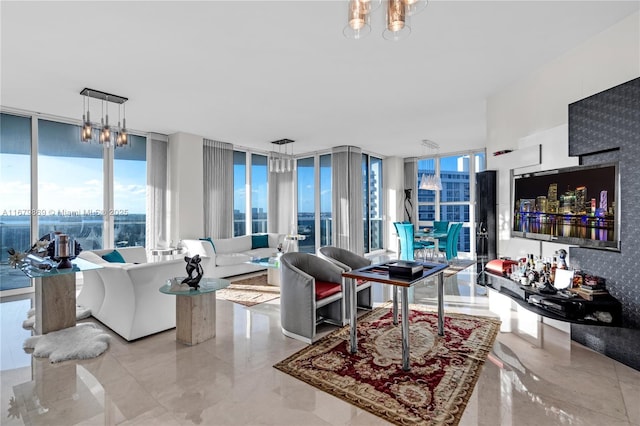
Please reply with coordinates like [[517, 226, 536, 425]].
[[20, 257, 103, 278], [246, 256, 282, 268], [159, 277, 230, 296]]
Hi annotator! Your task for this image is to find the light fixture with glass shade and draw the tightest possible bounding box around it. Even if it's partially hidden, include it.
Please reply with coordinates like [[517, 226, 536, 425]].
[[343, 0, 427, 41], [100, 98, 111, 146], [116, 103, 128, 147], [269, 139, 296, 173], [79, 88, 129, 148], [343, 0, 372, 39], [419, 140, 442, 191], [383, 0, 411, 41]]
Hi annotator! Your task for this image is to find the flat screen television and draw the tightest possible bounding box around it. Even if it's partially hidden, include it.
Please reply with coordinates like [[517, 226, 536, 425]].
[[511, 162, 620, 251]]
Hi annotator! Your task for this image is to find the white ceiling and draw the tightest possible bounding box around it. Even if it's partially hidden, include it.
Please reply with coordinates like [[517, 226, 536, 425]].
[[1, 1, 638, 158]]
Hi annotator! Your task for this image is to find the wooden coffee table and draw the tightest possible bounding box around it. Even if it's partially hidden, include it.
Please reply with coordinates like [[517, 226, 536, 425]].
[[160, 277, 230, 345]]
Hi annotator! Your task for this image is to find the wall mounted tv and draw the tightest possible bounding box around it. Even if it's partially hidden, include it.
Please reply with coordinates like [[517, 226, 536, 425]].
[[512, 162, 620, 251]]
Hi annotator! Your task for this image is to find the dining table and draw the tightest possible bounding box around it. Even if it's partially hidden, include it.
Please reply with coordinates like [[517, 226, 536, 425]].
[[414, 229, 448, 260]]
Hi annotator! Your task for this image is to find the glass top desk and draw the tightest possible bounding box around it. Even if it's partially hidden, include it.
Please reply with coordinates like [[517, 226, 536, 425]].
[[159, 277, 230, 345], [20, 257, 103, 334], [342, 261, 448, 371]]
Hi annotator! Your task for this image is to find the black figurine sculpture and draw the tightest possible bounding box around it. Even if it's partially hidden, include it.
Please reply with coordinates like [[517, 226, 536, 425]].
[[181, 254, 203, 290], [404, 189, 413, 223]]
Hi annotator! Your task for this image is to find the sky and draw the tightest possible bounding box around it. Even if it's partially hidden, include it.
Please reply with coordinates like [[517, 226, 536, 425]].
[[0, 153, 146, 215]]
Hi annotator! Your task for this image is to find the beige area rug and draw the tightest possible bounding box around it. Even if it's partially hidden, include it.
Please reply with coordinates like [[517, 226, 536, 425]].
[[274, 305, 500, 425], [216, 273, 280, 307]]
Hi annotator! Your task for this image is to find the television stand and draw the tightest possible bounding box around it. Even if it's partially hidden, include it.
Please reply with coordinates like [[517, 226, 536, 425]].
[[481, 271, 622, 326]]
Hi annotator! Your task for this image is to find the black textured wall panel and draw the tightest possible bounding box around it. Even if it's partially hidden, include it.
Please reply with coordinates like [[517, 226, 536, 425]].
[[568, 77, 640, 370]]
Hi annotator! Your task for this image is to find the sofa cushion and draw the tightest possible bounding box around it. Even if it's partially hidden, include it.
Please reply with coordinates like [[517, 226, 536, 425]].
[[245, 248, 276, 259], [102, 250, 126, 263], [78, 251, 109, 265], [315, 281, 341, 300], [214, 235, 251, 254], [182, 240, 215, 258], [251, 234, 269, 249], [199, 237, 216, 253], [216, 252, 252, 267]]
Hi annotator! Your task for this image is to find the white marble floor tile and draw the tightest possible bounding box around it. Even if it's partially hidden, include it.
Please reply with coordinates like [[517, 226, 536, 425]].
[[1, 270, 638, 425]]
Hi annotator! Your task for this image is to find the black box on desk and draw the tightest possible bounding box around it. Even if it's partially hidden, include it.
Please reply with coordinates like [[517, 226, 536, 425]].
[[388, 261, 423, 278]]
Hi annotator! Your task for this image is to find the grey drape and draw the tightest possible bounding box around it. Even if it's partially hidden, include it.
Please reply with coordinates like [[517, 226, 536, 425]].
[[332, 146, 364, 255], [146, 133, 169, 249], [268, 168, 294, 234], [203, 139, 233, 238], [404, 158, 417, 225]]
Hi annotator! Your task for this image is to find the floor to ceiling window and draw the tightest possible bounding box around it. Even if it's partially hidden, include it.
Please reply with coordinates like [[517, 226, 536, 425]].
[[251, 154, 268, 233], [417, 150, 485, 257], [113, 135, 147, 247], [417, 158, 436, 222], [233, 151, 247, 237], [38, 119, 104, 250], [440, 155, 471, 253], [319, 154, 332, 247], [297, 157, 315, 253], [0, 111, 149, 293], [363, 154, 384, 253], [0, 113, 32, 291]]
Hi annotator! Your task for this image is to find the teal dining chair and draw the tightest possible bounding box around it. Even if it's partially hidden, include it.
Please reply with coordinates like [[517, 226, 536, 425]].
[[434, 220, 450, 247], [437, 222, 463, 261], [394, 222, 431, 261]]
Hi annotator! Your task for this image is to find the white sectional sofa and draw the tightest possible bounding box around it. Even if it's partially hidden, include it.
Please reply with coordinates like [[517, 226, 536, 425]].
[[77, 246, 185, 341], [182, 233, 285, 278]]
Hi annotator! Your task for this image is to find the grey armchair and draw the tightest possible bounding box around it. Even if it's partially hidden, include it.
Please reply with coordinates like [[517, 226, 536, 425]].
[[280, 252, 345, 344], [316, 246, 373, 317]]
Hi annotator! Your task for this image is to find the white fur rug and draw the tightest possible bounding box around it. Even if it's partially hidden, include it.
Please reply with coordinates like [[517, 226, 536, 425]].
[[23, 323, 110, 363], [22, 305, 91, 330]]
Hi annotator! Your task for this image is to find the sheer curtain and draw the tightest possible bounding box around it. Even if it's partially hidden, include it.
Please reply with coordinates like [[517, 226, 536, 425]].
[[268, 169, 294, 234], [146, 133, 169, 249], [203, 139, 233, 238], [332, 146, 364, 255], [403, 157, 417, 225]]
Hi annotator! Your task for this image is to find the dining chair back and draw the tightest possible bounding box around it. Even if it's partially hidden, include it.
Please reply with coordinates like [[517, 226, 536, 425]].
[[433, 221, 449, 233], [442, 223, 463, 261], [393, 222, 415, 261]]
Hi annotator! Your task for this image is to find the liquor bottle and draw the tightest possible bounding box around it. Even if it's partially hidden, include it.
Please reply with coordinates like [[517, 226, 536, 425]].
[[550, 256, 557, 283]]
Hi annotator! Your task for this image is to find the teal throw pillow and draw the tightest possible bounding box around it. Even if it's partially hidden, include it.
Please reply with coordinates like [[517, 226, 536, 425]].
[[199, 237, 216, 253], [102, 249, 126, 263], [251, 234, 269, 249]]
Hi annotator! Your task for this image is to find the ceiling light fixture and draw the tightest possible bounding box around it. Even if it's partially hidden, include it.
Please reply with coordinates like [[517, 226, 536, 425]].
[[79, 88, 128, 147], [343, 0, 427, 41], [269, 139, 296, 173], [419, 139, 442, 191]]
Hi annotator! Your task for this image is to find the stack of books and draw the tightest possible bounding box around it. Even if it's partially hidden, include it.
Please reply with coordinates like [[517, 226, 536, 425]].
[[570, 275, 609, 301]]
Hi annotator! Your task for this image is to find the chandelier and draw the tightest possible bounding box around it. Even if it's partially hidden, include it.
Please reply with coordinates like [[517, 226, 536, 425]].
[[269, 139, 296, 173], [419, 139, 442, 191], [80, 88, 129, 148], [343, 0, 428, 41]]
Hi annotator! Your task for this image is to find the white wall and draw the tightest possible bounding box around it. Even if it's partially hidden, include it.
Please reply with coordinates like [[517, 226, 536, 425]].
[[383, 156, 405, 254], [168, 132, 204, 243], [486, 11, 640, 261]]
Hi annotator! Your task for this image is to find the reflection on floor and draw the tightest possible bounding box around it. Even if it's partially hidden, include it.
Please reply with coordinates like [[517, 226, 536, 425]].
[[1, 265, 639, 425]]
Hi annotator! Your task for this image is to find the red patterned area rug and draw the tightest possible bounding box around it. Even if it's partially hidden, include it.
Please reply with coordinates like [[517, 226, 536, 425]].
[[274, 305, 500, 425]]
